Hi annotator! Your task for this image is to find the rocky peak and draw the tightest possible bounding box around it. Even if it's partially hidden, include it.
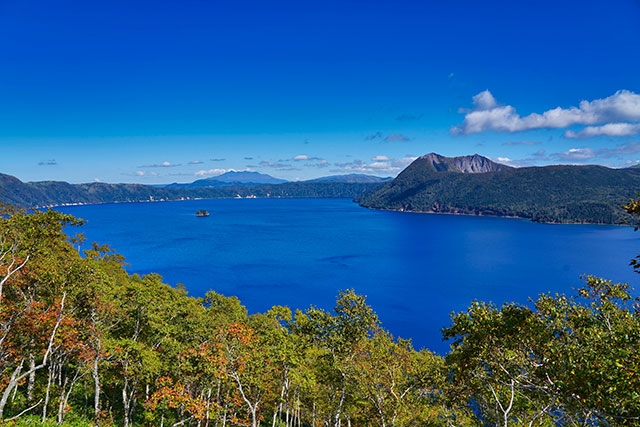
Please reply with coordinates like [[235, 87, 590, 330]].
[[419, 153, 512, 173]]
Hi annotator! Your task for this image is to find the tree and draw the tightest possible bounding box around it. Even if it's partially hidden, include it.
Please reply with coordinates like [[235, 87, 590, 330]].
[[0, 207, 85, 421], [444, 276, 640, 426], [622, 196, 640, 272], [291, 289, 380, 426], [351, 332, 457, 427]]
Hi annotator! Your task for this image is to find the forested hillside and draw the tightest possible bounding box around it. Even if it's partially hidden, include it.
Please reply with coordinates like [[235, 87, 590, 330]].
[[0, 173, 380, 208], [357, 154, 640, 224], [2, 206, 640, 426]]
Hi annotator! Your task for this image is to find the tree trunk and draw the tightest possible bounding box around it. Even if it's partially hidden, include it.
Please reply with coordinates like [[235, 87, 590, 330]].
[[122, 377, 130, 427], [230, 371, 259, 427], [0, 361, 23, 419], [41, 360, 54, 422], [272, 380, 287, 427], [57, 366, 82, 425], [27, 352, 35, 402], [334, 371, 346, 427], [92, 352, 101, 425]]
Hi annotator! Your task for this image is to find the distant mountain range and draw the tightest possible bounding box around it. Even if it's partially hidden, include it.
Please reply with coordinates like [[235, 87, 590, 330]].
[[306, 174, 392, 184], [4, 154, 640, 224], [164, 171, 288, 188], [0, 172, 387, 208], [356, 153, 640, 224]]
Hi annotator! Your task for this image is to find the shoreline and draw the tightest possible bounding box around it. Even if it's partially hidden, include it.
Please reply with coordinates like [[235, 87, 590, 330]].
[[359, 204, 635, 227]]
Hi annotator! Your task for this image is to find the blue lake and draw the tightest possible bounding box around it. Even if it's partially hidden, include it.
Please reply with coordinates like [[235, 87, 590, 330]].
[[57, 198, 640, 354]]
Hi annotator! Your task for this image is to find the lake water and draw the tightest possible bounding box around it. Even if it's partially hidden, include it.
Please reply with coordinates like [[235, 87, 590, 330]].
[[57, 198, 640, 354]]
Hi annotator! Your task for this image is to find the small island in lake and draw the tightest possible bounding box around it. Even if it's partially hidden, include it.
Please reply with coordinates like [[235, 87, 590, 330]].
[[195, 209, 210, 217]]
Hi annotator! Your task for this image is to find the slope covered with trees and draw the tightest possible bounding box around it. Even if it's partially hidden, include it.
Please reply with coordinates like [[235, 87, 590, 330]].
[[357, 154, 640, 224], [0, 173, 382, 208], [1, 205, 640, 426]]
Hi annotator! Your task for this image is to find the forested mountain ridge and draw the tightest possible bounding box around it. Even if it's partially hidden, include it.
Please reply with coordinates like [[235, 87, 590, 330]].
[[0, 172, 382, 207], [164, 171, 288, 188], [357, 154, 640, 224]]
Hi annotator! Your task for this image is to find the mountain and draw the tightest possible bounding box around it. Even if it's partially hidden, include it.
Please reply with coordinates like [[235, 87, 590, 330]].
[[357, 153, 640, 224], [214, 171, 288, 184], [167, 171, 288, 189], [305, 174, 392, 183], [0, 173, 381, 208], [417, 152, 512, 173]]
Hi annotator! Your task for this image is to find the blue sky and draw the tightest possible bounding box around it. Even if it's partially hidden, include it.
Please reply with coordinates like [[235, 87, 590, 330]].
[[1, 0, 640, 184]]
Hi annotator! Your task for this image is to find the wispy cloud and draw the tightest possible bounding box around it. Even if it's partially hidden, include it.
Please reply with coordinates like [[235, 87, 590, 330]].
[[38, 159, 57, 166], [366, 131, 416, 142], [371, 155, 390, 162], [211, 158, 226, 162], [291, 154, 327, 168], [293, 154, 324, 162], [383, 134, 411, 142], [333, 155, 417, 175], [595, 141, 640, 158], [259, 161, 297, 171], [548, 142, 640, 163], [565, 123, 640, 138], [502, 141, 541, 146], [189, 160, 204, 165], [139, 161, 180, 168], [365, 131, 383, 141], [504, 141, 640, 167], [365, 132, 412, 143], [452, 89, 640, 136]]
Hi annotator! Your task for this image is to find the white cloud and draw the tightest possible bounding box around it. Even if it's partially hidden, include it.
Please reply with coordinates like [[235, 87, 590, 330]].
[[135, 170, 159, 177], [140, 161, 180, 168], [496, 157, 511, 162], [472, 90, 498, 110], [293, 155, 309, 161], [553, 148, 596, 161], [452, 90, 640, 136], [195, 168, 228, 177], [564, 123, 640, 138], [333, 155, 417, 176]]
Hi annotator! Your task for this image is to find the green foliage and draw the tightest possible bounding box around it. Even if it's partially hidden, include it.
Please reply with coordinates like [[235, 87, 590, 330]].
[[444, 276, 640, 426], [2, 415, 94, 426]]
